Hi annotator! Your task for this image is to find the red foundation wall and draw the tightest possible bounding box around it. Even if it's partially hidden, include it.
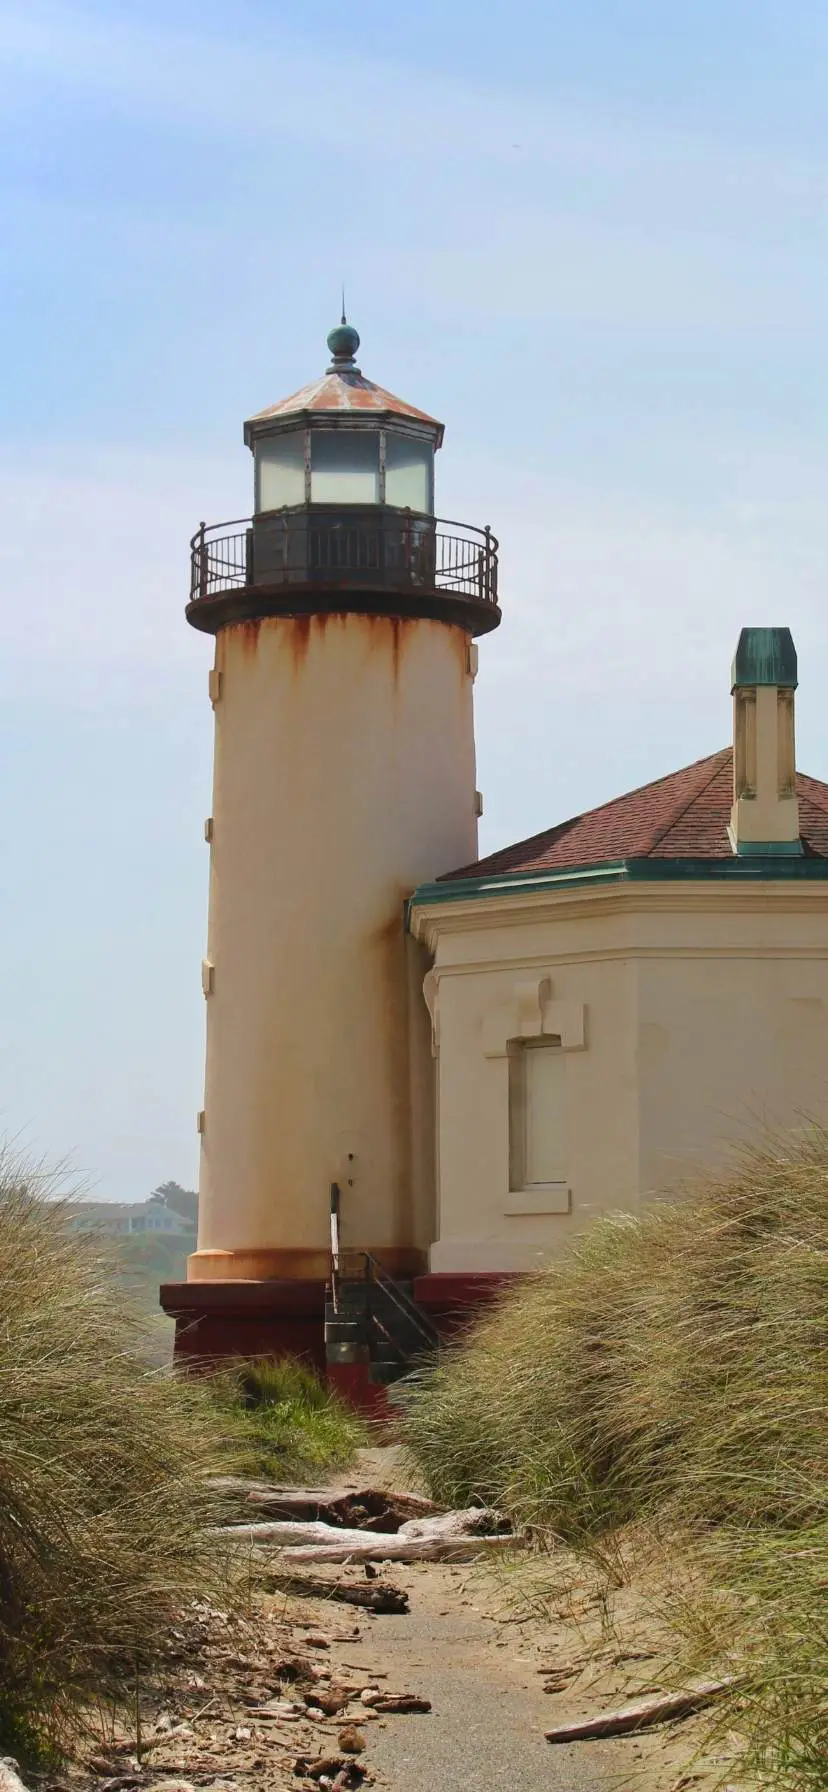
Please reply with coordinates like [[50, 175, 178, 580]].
[[159, 1272, 520, 1405]]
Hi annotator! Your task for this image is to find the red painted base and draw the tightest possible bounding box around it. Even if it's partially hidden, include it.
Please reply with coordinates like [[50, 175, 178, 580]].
[[326, 1358, 390, 1420], [159, 1279, 327, 1372], [414, 1271, 518, 1340], [159, 1271, 521, 1405]]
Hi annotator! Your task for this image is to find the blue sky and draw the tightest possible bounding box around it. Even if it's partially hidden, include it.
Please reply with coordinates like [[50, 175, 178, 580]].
[[2, 0, 828, 1199]]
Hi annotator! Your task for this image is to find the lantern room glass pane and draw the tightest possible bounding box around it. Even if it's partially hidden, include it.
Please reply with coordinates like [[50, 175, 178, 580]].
[[311, 430, 380, 504], [385, 433, 433, 513], [255, 431, 306, 512]]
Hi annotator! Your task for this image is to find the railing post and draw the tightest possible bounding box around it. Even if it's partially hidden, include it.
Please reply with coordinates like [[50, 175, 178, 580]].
[[198, 520, 207, 601], [484, 525, 492, 604], [329, 1182, 341, 1314]]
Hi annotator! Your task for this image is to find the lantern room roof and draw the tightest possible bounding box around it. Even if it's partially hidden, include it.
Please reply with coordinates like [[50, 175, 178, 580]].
[[244, 317, 444, 446], [245, 372, 444, 442]]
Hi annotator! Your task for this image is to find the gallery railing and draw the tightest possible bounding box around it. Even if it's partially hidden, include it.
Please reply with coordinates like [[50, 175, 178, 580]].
[[189, 509, 499, 610]]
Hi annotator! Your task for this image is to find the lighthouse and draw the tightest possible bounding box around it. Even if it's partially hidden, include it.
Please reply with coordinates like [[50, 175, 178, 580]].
[[164, 318, 501, 1370]]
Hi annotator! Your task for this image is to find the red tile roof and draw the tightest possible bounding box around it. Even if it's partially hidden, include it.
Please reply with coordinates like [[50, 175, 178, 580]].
[[443, 749, 828, 880]]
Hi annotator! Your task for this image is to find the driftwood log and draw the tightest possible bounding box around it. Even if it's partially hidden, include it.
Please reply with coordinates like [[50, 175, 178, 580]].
[[217, 1507, 514, 1563], [248, 1489, 439, 1530], [0, 1762, 30, 1792], [256, 1570, 410, 1613], [370, 1693, 432, 1714], [209, 1480, 439, 1531], [275, 1534, 513, 1564], [545, 1677, 738, 1742]]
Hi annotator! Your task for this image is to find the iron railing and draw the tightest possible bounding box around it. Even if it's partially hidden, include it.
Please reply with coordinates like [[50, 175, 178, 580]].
[[328, 1182, 440, 1356], [189, 509, 498, 609], [363, 1250, 441, 1355]]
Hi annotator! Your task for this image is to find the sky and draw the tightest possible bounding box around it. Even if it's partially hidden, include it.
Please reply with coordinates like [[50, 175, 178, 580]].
[[2, 0, 828, 1200]]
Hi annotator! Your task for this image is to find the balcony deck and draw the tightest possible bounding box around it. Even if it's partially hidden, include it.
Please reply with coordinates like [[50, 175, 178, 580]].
[[186, 506, 501, 637]]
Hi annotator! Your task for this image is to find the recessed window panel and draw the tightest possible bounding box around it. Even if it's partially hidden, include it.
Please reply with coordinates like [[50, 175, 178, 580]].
[[385, 433, 433, 512], [508, 1039, 566, 1190], [311, 431, 380, 504], [255, 431, 306, 512]]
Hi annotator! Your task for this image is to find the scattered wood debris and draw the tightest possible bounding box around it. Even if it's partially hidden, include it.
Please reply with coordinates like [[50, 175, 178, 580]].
[[370, 1693, 432, 1714], [545, 1677, 739, 1742], [292, 1755, 369, 1787], [336, 1726, 366, 1753], [38, 1540, 439, 1792]]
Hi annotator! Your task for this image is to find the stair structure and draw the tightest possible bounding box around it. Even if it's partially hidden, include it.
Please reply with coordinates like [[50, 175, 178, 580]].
[[325, 1185, 440, 1390]]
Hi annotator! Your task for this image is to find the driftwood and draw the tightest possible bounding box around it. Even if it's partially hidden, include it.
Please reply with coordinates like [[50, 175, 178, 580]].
[[257, 1569, 410, 1613], [274, 1533, 513, 1565], [209, 1479, 439, 1532], [218, 1506, 511, 1564], [0, 1763, 30, 1792], [370, 1692, 432, 1714], [293, 1757, 365, 1788], [544, 1677, 738, 1743], [249, 1489, 439, 1531]]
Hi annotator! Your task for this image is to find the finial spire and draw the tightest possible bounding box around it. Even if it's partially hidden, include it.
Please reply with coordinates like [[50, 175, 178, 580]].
[[326, 306, 360, 372]]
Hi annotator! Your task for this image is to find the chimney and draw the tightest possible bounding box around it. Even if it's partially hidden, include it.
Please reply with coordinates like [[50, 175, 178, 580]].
[[729, 627, 801, 856]]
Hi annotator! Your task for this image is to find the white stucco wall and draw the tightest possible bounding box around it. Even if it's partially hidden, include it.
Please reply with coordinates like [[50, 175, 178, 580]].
[[412, 880, 828, 1273]]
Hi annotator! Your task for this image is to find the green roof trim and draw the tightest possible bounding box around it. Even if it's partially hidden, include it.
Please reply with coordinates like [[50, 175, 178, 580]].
[[406, 852, 828, 922], [731, 626, 797, 690], [732, 837, 803, 857]]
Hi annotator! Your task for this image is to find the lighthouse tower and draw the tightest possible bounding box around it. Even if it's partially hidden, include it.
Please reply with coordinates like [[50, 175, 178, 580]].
[[165, 319, 500, 1368]]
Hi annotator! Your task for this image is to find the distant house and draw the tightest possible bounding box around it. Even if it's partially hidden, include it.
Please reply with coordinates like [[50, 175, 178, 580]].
[[126, 1201, 195, 1238], [66, 1199, 195, 1239]]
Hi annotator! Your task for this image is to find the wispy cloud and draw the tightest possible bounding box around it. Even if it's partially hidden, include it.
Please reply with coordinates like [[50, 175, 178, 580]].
[[3, 0, 825, 380], [3, 0, 828, 202]]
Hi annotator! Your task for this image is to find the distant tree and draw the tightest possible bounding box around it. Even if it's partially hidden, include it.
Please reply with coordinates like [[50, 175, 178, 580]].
[[150, 1181, 198, 1224]]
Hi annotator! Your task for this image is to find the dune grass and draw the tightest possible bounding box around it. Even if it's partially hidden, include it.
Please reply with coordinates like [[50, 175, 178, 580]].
[[0, 1160, 233, 1761], [402, 1132, 828, 1789], [209, 1354, 367, 1482], [0, 1163, 367, 1764]]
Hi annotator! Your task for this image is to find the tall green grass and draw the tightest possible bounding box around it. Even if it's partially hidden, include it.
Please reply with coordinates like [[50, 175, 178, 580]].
[[210, 1354, 367, 1482], [402, 1133, 828, 1789], [0, 1161, 228, 1760]]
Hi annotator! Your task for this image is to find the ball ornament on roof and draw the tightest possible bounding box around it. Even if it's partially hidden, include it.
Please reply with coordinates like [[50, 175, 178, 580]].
[[326, 317, 361, 369]]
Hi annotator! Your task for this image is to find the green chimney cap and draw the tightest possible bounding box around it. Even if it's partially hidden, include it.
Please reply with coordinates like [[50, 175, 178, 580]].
[[731, 627, 798, 691]]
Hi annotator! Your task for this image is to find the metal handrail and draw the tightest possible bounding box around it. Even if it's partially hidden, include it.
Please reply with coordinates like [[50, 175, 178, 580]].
[[363, 1251, 441, 1354], [329, 1182, 341, 1315], [189, 510, 499, 609], [326, 1183, 440, 1357]]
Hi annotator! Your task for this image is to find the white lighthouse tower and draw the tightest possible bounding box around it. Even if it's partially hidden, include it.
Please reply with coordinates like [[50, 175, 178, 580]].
[[164, 318, 500, 1371]]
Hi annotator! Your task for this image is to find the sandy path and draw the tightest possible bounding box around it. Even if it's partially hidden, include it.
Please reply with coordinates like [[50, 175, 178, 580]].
[[322, 1446, 635, 1792], [356, 1560, 631, 1792]]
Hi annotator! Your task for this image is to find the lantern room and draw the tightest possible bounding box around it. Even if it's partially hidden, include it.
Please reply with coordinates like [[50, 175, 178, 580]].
[[186, 318, 499, 638], [244, 319, 440, 517]]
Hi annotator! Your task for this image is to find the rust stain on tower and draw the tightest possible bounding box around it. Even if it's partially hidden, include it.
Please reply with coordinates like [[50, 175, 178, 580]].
[[235, 617, 262, 655], [287, 612, 313, 673]]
